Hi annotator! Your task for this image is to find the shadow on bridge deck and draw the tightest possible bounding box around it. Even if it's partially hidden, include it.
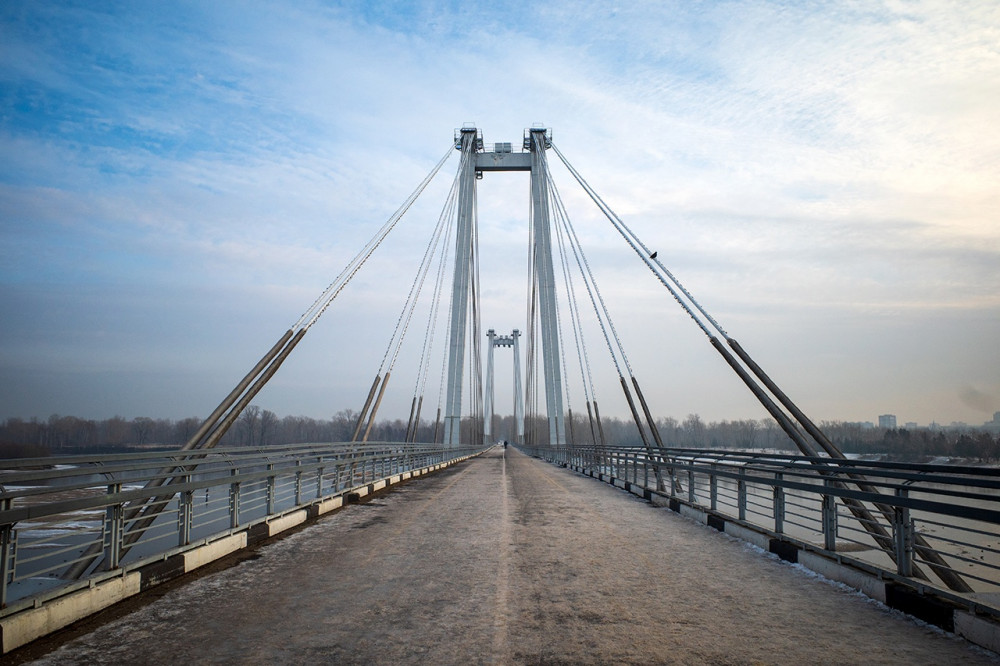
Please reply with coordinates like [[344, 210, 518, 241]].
[[14, 448, 997, 664]]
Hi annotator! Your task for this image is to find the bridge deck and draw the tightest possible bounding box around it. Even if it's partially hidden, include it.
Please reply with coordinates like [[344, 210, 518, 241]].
[[18, 448, 995, 664]]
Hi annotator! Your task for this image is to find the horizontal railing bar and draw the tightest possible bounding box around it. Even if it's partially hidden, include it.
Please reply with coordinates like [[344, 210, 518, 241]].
[[0, 442, 457, 487], [1, 447, 481, 524]]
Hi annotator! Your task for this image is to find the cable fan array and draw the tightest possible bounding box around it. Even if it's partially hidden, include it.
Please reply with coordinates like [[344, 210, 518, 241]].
[[548, 141, 970, 593], [63, 145, 456, 579]]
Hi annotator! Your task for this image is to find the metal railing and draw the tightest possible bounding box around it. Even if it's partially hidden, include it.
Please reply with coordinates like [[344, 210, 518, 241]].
[[0, 442, 483, 613], [524, 444, 1000, 607]]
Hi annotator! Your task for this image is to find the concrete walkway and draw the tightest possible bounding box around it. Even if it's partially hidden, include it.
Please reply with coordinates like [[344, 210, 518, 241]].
[[18, 448, 998, 664]]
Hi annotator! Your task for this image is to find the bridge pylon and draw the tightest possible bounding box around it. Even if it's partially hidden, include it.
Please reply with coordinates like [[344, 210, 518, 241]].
[[485, 329, 524, 445], [443, 126, 565, 448]]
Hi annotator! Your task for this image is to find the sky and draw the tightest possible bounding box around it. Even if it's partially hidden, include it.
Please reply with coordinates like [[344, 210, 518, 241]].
[[1, 1, 998, 428]]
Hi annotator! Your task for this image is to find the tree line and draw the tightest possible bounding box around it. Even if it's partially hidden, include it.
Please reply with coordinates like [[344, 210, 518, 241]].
[[1, 410, 998, 462]]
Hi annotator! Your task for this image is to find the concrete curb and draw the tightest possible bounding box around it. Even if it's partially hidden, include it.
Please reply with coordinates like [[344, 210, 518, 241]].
[[0, 452, 479, 655]]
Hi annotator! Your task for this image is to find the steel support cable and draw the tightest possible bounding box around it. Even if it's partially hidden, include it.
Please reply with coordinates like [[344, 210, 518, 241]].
[[551, 146, 804, 433], [540, 154, 633, 381], [351, 375, 380, 442], [541, 148, 636, 376], [547, 200, 603, 411], [546, 180, 622, 379], [355, 150, 466, 442], [551, 146, 967, 591], [529, 240, 545, 444], [548, 187, 601, 448], [631, 375, 682, 493], [548, 197, 601, 402], [360, 370, 390, 443], [549, 165, 672, 481], [404, 396, 418, 442], [546, 143, 662, 465], [469, 196, 485, 445], [524, 175, 539, 445], [550, 143, 712, 339], [544, 184, 575, 438], [555, 164, 673, 477], [552, 146, 850, 495], [81, 328, 309, 575], [414, 191, 459, 399], [549, 180, 599, 449], [525, 265, 541, 445], [434, 261, 457, 431], [385, 165, 463, 372], [551, 193, 594, 407], [303, 146, 455, 331], [65, 328, 301, 578], [295, 147, 454, 332], [554, 277, 573, 443], [68, 148, 455, 579], [546, 190, 574, 403], [408, 193, 458, 441], [547, 143, 814, 449], [62, 330, 300, 579], [726, 337, 972, 591]]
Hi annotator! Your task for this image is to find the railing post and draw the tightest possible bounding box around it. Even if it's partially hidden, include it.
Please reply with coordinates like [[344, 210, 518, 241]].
[[773, 474, 785, 535], [178, 475, 193, 547], [316, 466, 325, 499], [230, 469, 241, 529], [266, 464, 275, 515], [893, 487, 913, 577], [104, 483, 123, 570], [688, 469, 696, 504], [710, 466, 718, 511], [822, 480, 838, 551], [738, 469, 747, 522], [295, 461, 303, 505], [1, 498, 13, 608]]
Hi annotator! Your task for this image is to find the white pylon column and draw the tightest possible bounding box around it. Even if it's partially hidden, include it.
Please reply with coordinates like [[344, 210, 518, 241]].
[[483, 329, 523, 445], [512, 329, 524, 444], [529, 129, 566, 447], [443, 128, 480, 447], [485, 328, 496, 442]]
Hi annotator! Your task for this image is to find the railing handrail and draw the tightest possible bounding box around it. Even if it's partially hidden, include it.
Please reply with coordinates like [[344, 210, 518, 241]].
[[0, 441, 466, 488]]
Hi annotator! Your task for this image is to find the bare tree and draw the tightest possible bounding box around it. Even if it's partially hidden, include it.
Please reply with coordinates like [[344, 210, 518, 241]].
[[682, 413, 705, 448], [259, 409, 278, 446], [736, 419, 759, 450], [239, 405, 261, 447], [132, 417, 154, 446]]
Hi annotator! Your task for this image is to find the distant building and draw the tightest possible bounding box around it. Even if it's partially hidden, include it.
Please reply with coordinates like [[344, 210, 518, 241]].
[[878, 414, 897, 429], [904, 422, 918, 430], [984, 412, 1000, 433]]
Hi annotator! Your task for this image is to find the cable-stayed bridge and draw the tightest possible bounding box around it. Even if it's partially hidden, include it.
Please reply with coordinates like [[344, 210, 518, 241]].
[[1, 126, 998, 661]]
